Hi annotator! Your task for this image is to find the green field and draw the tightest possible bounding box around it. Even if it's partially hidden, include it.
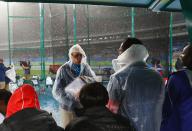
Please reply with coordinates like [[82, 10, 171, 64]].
[[15, 60, 112, 77], [90, 61, 112, 66], [16, 69, 49, 77]]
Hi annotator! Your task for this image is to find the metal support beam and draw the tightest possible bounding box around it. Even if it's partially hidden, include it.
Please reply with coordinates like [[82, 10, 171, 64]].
[[86, 5, 91, 64], [169, 12, 173, 72], [131, 7, 135, 37], [7, 3, 12, 65], [73, 4, 77, 45], [64, 5, 69, 61], [39, 3, 46, 85]]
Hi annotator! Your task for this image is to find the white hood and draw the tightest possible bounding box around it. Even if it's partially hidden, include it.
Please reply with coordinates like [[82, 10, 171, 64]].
[[112, 44, 149, 72], [68, 44, 87, 64]]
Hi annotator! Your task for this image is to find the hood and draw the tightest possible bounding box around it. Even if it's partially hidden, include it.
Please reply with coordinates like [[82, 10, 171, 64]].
[[6, 84, 40, 118], [68, 44, 87, 64], [112, 44, 149, 72]]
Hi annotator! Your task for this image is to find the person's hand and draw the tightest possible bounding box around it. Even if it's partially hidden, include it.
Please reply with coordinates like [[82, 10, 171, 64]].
[[107, 100, 120, 114], [74, 91, 80, 101]]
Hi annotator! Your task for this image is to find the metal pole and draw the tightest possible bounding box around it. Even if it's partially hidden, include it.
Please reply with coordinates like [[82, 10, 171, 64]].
[[86, 5, 91, 65], [73, 4, 77, 45], [48, 5, 54, 65], [64, 5, 69, 61], [39, 3, 46, 85], [169, 13, 173, 72], [131, 7, 135, 37], [7, 3, 12, 65]]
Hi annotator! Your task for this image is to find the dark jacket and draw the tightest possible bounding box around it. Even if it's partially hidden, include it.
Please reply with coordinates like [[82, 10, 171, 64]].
[[0, 84, 64, 131], [0, 63, 7, 82], [0, 108, 64, 131], [0, 64, 11, 83], [65, 107, 136, 131], [161, 69, 192, 131]]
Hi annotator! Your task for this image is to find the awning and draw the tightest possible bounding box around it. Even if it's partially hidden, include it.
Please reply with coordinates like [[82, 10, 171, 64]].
[[151, 0, 181, 12], [1, 0, 155, 7], [1, 0, 182, 12]]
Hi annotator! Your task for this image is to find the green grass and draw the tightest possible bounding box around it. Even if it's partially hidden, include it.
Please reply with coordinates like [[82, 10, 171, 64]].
[[90, 61, 112, 66], [15, 61, 113, 77], [16, 69, 49, 77]]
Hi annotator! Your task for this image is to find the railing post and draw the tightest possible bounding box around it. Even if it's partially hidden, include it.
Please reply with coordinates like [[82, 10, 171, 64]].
[[39, 3, 46, 86], [86, 5, 91, 65], [64, 5, 69, 61], [73, 4, 77, 45], [169, 12, 173, 72], [7, 3, 12, 65], [131, 7, 135, 37]]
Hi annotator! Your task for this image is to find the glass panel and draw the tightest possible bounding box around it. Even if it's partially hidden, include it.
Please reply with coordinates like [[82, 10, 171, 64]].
[[135, 8, 170, 77], [0, 1, 9, 64], [172, 12, 189, 71], [87, 5, 131, 70], [9, 6, 41, 76], [0, 2, 189, 128], [9, 3, 39, 17]]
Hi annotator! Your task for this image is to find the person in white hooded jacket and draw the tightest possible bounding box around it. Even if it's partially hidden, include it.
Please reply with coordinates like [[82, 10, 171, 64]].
[[52, 44, 95, 128], [107, 38, 164, 131]]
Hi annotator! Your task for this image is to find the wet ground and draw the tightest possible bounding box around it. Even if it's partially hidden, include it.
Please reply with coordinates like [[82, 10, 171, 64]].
[[36, 82, 108, 127], [38, 87, 62, 127]]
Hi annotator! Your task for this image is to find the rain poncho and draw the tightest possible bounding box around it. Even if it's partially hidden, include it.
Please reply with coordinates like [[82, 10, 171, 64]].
[[52, 44, 96, 111], [107, 44, 164, 131]]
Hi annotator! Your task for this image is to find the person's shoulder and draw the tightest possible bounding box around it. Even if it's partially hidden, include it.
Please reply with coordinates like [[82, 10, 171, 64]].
[[113, 114, 136, 130], [143, 67, 163, 78], [172, 70, 186, 75], [57, 126, 65, 131], [0, 123, 9, 131], [65, 117, 90, 131], [35, 110, 61, 129], [112, 66, 129, 77], [34, 110, 63, 131], [36, 109, 57, 122], [62, 62, 70, 68], [0, 64, 6, 70], [59, 62, 70, 71], [82, 63, 91, 70], [110, 72, 120, 81], [111, 65, 138, 80], [169, 70, 187, 81]]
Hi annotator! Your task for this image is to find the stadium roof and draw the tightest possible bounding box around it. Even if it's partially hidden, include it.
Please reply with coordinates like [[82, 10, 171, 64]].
[[1, 0, 181, 12]]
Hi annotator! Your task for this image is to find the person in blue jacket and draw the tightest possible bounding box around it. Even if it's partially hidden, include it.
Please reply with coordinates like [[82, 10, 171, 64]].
[[0, 59, 10, 90], [161, 44, 192, 131]]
